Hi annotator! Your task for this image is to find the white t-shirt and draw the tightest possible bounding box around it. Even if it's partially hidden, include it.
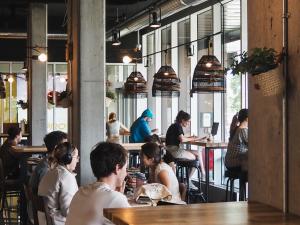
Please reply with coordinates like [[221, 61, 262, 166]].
[[66, 182, 130, 225], [154, 162, 183, 203], [38, 165, 78, 225]]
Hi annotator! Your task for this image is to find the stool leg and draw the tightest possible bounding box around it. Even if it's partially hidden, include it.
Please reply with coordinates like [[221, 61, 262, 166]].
[[230, 179, 234, 201], [186, 167, 190, 204], [225, 178, 230, 201]]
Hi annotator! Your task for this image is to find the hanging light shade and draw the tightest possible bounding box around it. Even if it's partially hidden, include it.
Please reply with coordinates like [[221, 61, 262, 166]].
[[152, 65, 181, 97], [149, 7, 161, 28], [0, 76, 6, 99], [124, 71, 147, 98], [191, 54, 226, 94], [112, 29, 121, 46]]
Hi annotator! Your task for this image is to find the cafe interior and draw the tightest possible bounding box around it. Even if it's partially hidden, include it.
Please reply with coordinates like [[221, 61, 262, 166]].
[[0, 0, 300, 224]]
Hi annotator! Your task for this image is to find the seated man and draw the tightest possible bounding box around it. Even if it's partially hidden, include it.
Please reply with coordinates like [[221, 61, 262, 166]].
[[29, 131, 67, 194], [0, 126, 23, 179], [66, 142, 130, 225]]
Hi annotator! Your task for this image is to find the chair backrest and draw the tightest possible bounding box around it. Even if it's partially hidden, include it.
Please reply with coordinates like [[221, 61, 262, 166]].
[[179, 182, 187, 201], [40, 196, 54, 225], [24, 184, 39, 225]]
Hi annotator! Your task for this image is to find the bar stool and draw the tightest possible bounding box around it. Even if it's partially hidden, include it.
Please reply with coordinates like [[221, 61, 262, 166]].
[[175, 159, 205, 203], [225, 169, 247, 201]]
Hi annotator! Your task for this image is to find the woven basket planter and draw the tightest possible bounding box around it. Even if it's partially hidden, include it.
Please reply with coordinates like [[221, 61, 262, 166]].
[[252, 67, 282, 97]]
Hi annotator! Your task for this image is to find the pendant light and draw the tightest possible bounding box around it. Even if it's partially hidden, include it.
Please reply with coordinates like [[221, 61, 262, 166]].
[[149, 7, 161, 28], [112, 8, 121, 46], [124, 61, 147, 98], [190, 38, 225, 95], [152, 50, 181, 97]]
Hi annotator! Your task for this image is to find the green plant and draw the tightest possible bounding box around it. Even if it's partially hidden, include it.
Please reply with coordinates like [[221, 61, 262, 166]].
[[230, 47, 281, 76], [106, 90, 116, 100]]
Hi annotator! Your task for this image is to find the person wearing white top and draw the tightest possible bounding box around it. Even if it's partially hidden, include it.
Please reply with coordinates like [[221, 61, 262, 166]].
[[141, 142, 185, 204], [38, 142, 79, 225], [106, 112, 129, 143], [66, 142, 130, 225]]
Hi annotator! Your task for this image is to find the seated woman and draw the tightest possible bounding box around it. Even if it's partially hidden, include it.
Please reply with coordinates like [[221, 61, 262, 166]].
[[225, 108, 248, 172], [38, 142, 79, 225], [165, 110, 206, 181], [106, 112, 130, 143], [140, 142, 184, 203]]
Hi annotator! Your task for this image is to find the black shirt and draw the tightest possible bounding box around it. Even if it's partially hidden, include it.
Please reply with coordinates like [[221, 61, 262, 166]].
[[0, 139, 20, 178], [166, 123, 184, 147]]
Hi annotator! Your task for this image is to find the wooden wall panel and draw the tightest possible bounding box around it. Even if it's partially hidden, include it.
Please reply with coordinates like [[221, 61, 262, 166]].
[[287, 0, 300, 216], [248, 0, 284, 210]]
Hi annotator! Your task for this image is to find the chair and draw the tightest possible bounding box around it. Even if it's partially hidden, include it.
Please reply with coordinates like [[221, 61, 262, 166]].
[[0, 158, 22, 224], [225, 169, 247, 201], [175, 159, 205, 204], [179, 182, 187, 202], [32, 195, 53, 225]]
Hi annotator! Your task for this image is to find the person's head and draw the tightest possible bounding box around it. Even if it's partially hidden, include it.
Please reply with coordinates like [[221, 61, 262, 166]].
[[53, 142, 79, 172], [44, 131, 68, 154], [108, 112, 117, 122], [141, 109, 153, 122], [238, 108, 248, 123], [90, 142, 128, 186], [7, 126, 22, 143], [144, 134, 162, 145], [141, 142, 165, 167], [175, 110, 191, 127]]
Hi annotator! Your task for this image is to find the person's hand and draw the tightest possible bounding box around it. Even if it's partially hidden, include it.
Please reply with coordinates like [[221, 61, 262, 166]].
[[151, 128, 159, 133], [116, 181, 126, 193]]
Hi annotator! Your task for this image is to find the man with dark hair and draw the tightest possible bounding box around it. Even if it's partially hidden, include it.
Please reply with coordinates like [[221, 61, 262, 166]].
[[0, 126, 22, 178], [29, 130, 67, 194], [66, 142, 130, 225]]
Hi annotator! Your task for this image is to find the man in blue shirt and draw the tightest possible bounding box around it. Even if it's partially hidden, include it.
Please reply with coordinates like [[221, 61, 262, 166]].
[[130, 109, 157, 143]]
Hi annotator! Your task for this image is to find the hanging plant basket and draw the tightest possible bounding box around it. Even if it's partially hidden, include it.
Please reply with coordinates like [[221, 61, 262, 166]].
[[252, 67, 282, 97]]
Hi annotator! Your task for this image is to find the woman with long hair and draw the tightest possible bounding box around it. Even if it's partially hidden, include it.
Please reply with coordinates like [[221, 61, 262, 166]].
[[106, 112, 129, 143], [225, 108, 248, 172], [140, 142, 184, 203], [165, 110, 206, 188]]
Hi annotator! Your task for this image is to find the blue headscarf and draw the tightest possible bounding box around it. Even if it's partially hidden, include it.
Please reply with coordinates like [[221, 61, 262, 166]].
[[141, 109, 153, 119]]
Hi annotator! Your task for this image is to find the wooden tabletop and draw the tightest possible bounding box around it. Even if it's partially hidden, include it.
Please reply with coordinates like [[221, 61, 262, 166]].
[[186, 140, 228, 148], [104, 202, 300, 225], [0, 133, 30, 137], [122, 143, 144, 151], [12, 146, 47, 153]]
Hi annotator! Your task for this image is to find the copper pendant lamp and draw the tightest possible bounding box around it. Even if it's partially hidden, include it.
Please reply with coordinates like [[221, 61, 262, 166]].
[[191, 38, 225, 95]]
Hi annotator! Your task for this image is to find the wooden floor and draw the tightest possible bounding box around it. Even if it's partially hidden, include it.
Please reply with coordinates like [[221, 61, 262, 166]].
[[104, 202, 300, 225]]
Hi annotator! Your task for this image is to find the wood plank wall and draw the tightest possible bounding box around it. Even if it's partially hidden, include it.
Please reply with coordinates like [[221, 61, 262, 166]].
[[248, 0, 284, 210], [287, 0, 300, 216], [248, 0, 300, 215]]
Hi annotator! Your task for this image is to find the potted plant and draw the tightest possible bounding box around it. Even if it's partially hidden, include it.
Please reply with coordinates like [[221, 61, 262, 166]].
[[229, 47, 283, 96], [106, 90, 116, 107]]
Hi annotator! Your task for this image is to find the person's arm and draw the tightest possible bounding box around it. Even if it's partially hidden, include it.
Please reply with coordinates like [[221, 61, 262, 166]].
[[179, 134, 207, 143], [59, 176, 78, 217], [119, 122, 130, 133], [158, 170, 171, 190]]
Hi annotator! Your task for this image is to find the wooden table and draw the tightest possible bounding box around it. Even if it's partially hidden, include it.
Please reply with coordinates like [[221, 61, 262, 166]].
[[12, 145, 47, 154], [122, 143, 144, 152], [104, 202, 300, 225], [185, 140, 228, 202]]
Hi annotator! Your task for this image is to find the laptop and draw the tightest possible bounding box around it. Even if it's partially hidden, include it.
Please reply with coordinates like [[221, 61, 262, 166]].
[[211, 122, 219, 137]]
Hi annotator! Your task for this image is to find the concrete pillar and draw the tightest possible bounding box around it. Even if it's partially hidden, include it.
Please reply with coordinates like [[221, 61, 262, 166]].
[[30, 3, 48, 145], [68, 0, 106, 185]]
